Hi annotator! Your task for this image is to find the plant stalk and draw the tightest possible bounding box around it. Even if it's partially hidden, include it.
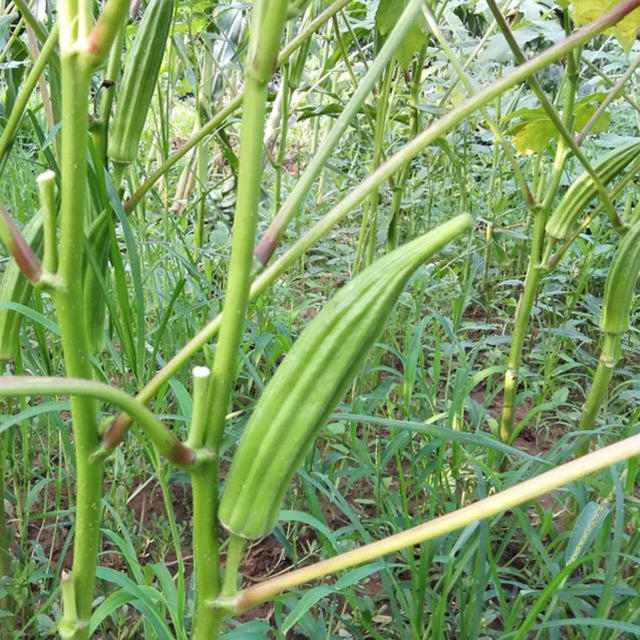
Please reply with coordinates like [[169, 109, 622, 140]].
[[191, 3, 290, 638], [224, 428, 640, 613], [576, 333, 622, 456], [105, 0, 640, 447]]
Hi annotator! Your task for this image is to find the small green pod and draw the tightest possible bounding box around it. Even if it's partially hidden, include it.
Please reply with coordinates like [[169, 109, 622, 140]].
[[545, 140, 640, 242], [601, 218, 640, 335], [0, 213, 43, 360], [108, 0, 175, 167], [219, 214, 472, 539], [83, 213, 111, 353]]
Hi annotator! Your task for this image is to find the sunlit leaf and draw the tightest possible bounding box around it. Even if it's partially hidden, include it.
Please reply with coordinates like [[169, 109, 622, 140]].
[[571, 0, 640, 53], [503, 93, 610, 154]]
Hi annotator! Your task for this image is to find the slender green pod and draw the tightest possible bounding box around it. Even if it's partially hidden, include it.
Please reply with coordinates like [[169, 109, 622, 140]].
[[601, 219, 640, 335], [577, 218, 640, 454], [82, 213, 111, 353], [219, 214, 472, 539], [545, 140, 640, 242], [108, 0, 175, 167], [0, 213, 43, 360]]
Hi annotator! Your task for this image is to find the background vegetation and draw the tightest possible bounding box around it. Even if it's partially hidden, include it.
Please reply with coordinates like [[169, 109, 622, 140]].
[[2, 0, 640, 637]]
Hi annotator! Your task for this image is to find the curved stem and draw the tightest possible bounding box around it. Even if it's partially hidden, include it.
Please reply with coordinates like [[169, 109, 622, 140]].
[[576, 333, 622, 456], [0, 377, 198, 467], [225, 429, 640, 613]]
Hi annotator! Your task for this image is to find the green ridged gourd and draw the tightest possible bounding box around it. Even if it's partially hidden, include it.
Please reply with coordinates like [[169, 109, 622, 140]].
[[219, 214, 472, 539]]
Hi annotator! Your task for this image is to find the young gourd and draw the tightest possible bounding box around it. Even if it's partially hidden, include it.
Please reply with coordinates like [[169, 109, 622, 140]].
[[219, 214, 472, 540]]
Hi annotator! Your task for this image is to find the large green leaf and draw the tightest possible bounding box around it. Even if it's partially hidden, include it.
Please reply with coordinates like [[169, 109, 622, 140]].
[[571, 0, 640, 53], [376, 0, 428, 69]]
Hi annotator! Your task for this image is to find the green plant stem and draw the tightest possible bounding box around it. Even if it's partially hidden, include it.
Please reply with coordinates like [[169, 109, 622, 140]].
[[186, 366, 211, 449], [191, 4, 290, 638], [0, 23, 59, 166], [486, 0, 620, 228], [354, 61, 394, 271], [274, 56, 291, 213], [95, 22, 125, 161], [0, 377, 198, 467], [124, 0, 352, 213], [54, 43, 102, 638], [85, 0, 130, 64], [498, 8, 580, 443], [105, 0, 640, 446], [576, 333, 622, 456], [254, 0, 427, 265], [222, 429, 640, 613], [422, 6, 535, 209], [498, 209, 545, 443], [37, 170, 58, 274], [195, 45, 214, 248], [53, 1, 129, 634], [222, 534, 244, 597]]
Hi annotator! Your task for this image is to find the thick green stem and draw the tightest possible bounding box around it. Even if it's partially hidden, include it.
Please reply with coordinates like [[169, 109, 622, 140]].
[[498, 215, 544, 443], [106, 0, 640, 447], [221, 429, 640, 613], [498, 7, 581, 443], [191, 4, 290, 638], [55, 51, 102, 639], [54, 0, 129, 632], [576, 333, 621, 456]]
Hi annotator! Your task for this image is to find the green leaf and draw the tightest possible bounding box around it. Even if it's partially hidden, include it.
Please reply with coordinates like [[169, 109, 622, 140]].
[[375, 0, 404, 35], [503, 93, 610, 154], [221, 621, 271, 639], [511, 119, 558, 155], [282, 564, 385, 633], [375, 0, 427, 69], [571, 1, 640, 53], [565, 501, 610, 564], [396, 21, 428, 69]]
